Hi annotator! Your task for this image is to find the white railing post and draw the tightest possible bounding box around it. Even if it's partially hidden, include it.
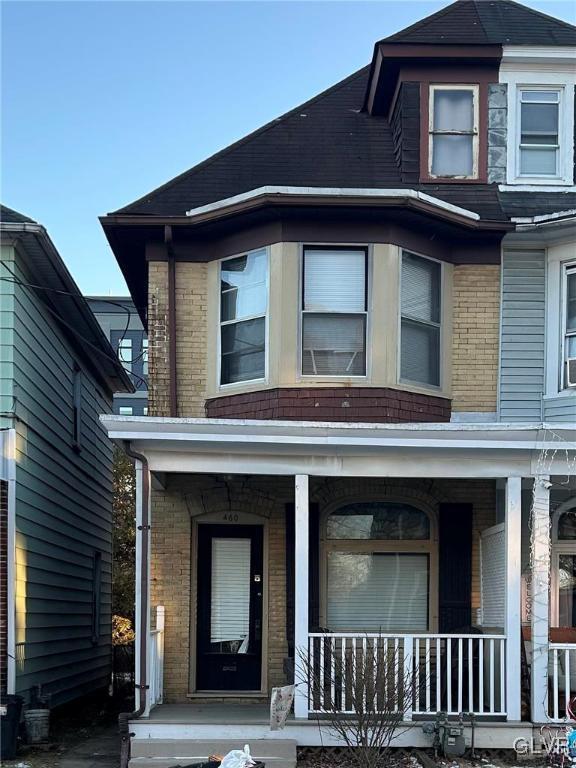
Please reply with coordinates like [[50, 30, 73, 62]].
[[156, 605, 165, 704], [294, 475, 309, 719], [531, 476, 550, 722], [403, 636, 414, 721], [505, 477, 522, 721]]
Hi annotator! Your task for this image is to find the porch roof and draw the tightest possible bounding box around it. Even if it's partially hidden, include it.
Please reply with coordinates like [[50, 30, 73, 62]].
[[101, 416, 575, 478]]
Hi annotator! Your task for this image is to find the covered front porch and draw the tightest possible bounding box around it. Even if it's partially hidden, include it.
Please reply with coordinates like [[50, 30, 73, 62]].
[[102, 416, 575, 749]]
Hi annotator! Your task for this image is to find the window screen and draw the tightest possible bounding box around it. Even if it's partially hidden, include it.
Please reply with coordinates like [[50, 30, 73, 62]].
[[302, 248, 367, 376], [220, 250, 267, 384], [400, 252, 441, 386]]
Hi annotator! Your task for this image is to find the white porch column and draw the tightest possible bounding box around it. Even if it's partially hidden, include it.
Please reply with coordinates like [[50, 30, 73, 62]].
[[531, 475, 551, 723], [294, 474, 309, 719], [505, 476, 522, 721]]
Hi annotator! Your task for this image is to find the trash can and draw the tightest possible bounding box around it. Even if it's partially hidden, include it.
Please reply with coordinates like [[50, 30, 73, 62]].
[[1, 694, 23, 760]]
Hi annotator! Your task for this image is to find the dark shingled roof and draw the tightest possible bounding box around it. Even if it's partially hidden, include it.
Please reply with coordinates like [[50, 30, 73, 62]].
[[1, 204, 36, 224], [383, 0, 576, 46], [111, 0, 575, 224], [115, 67, 508, 221]]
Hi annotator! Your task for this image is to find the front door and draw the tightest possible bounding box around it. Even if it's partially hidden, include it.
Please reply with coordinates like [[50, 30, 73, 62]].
[[196, 524, 263, 691]]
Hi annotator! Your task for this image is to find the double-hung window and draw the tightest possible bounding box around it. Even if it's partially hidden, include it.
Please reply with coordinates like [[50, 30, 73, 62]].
[[302, 247, 367, 377], [400, 252, 441, 387], [220, 249, 268, 385], [518, 88, 561, 178], [429, 85, 478, 178], [563, 264, 576, 388]]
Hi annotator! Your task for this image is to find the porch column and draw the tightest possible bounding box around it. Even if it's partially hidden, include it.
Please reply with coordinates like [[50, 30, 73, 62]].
[[294, 474, 309, 719], [505, 476, 522, 721], [531, 475, 551, 723]]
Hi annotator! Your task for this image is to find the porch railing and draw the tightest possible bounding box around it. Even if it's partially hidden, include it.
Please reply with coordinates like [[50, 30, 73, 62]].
[[308, 633, 507, 718], [549, 644, 576, 721], [149, 605, 165, 707]]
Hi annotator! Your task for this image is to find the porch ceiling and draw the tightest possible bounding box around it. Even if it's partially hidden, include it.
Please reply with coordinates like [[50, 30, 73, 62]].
[[100, 416, 575, 479]]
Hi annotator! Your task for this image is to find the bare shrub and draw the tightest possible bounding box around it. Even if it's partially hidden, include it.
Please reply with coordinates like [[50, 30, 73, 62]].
[[297, 635, 417, 768]]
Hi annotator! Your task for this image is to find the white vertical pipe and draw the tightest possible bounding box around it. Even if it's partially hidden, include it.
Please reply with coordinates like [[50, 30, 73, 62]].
[[505, 476, 522, 721], [294, 474, 309, 719], [531, 475, 551, 723]]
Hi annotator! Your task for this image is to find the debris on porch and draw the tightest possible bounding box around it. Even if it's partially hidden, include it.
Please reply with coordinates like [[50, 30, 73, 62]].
[[296, 748, 547, 768]]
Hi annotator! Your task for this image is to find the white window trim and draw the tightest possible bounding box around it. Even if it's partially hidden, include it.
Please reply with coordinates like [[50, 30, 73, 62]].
[[319, 498, 439, 633], [502, 68, 575, 187], [562, 262, 576, 390], [551, 499, 576, 627], [398, 249, 444, 391], [515, 86, 564, 184], [299, 245, 370, 380], [546, 255, 576, 396], [217, 248, 270, 389], [428, 84, 479, 180]]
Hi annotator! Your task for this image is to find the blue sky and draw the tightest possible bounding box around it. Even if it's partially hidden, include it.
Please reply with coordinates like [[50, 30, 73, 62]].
[[2, 0, 575, 295]]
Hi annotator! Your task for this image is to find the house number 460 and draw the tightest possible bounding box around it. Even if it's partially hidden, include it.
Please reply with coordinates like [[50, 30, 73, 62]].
[[223, 513, 239, 522]]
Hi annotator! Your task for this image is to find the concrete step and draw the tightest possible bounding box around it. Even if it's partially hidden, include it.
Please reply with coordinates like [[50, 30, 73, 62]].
[[129, 738, 297, 768]]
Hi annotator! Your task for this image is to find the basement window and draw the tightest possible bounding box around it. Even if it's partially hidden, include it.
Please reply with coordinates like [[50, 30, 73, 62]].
[[429, 85, 479, 179]]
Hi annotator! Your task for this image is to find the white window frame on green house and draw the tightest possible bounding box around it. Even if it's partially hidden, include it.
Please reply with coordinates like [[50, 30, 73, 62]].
[[546, 255, 576, 396], [399, 250, 443, 389], [300, 245, 369, 379], [428, 84, 479, 179], [217, 248, 269, 387]]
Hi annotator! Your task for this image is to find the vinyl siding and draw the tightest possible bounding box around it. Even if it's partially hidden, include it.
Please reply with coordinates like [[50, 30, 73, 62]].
[[0, 245, 15, 430], [499, 250, 546, 422], [543, 396, 576, 423], [9, 245, 114, 707]]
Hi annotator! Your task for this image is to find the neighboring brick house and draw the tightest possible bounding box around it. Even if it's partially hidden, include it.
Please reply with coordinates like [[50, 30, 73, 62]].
[[100, 2, 576, 764], [0, 205, 132, 707]]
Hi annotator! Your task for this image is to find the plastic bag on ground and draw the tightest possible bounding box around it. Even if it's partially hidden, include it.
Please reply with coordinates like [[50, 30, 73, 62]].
[[220, 744, 256, 768]]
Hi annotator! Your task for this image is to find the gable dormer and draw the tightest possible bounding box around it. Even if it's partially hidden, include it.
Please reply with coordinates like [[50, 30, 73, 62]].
[[365, 0, 576, 187]]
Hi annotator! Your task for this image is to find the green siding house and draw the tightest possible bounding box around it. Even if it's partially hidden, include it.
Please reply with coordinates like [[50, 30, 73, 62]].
[[0, 205, 132, 707]]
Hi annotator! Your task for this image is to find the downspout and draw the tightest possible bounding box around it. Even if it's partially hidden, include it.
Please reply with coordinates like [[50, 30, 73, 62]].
[[165, 226, 178, 418], [118, 442, 150, 768]]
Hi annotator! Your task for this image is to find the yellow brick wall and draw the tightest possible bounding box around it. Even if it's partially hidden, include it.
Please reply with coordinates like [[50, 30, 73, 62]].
[[147, 262, 171, 417], [175, 262, 207, 418], [147, 261, 208, 417], [152, 476, 495, 702], [452, 264, 501, 412]]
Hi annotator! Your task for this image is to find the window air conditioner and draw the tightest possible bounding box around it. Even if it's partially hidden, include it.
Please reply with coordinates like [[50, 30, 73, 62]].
[[567, 358, 576, 388]]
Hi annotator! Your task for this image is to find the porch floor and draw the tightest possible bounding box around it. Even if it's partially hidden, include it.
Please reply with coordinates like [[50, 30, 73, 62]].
[[147, 702, 278, 724]]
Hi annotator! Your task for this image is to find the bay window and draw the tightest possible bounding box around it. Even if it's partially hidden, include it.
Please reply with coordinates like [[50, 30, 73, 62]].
[[429, 85, 478, 178], [400, 251, 441, 387], [324, 502, 434, 632], [564, 264, 576, 388], [518, 88, 561, 178], [220, 249, 268, 385], [302, 247, 367, 376]]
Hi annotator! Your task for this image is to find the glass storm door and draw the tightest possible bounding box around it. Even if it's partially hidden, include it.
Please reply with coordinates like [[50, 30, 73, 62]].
[[196, 524, 263, 691]]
